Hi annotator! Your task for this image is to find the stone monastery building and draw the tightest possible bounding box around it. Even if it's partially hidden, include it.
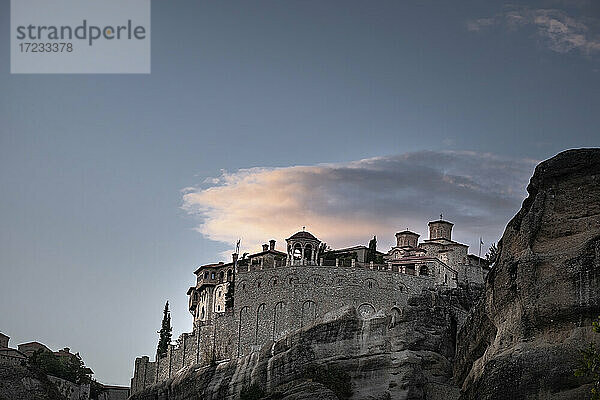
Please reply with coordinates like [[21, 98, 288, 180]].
[[131, 218, 489, 393]]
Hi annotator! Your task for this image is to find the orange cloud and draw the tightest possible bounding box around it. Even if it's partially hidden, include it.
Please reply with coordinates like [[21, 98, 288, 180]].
[[182, 151, 537, 257]]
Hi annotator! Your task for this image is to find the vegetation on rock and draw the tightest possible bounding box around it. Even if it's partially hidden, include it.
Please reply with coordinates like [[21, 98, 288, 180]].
[[240, 383, 265, 400], [28, 349, 92, 384], [225, 281, 235, 309], [484, 242, 498, 267], [575, 316, 600, 399]]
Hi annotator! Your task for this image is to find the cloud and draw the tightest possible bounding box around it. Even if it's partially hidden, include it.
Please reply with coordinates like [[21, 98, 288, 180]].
[[181, 151, 537, 258], [468, 8, 600, 55]]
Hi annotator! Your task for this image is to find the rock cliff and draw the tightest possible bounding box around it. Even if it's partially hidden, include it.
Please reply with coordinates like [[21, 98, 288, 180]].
[[129, 286, 481, 400], [455, 148, 600, 399]]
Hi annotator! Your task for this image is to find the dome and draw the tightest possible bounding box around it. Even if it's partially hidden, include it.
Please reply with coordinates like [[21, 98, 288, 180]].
[[287, 231, 318, 240]]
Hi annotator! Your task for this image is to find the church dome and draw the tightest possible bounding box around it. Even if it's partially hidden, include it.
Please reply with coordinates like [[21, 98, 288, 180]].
[[287, 231, 318, 240]]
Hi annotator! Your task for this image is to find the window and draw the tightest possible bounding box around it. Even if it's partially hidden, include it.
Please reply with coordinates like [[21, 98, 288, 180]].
[[211, 272, 215, 279], [293, 243, 302, 260], [368, 281, 373, 288], [204, 272, 208, 279], [273, 279, 277, 285], [257, 281, 261, 288], [219, 271, 224, 282]]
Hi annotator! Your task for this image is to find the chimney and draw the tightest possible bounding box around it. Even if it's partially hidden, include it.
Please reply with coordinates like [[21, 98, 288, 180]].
[[262, 244, 269, 252], [269, 240, 276, 251]]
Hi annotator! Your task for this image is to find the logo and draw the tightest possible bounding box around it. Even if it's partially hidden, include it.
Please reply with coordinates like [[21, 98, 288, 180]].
[[11, 0, 151, 74]]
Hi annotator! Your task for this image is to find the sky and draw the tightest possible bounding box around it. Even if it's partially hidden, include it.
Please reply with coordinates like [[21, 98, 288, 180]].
[[1, 0, 599, 386]]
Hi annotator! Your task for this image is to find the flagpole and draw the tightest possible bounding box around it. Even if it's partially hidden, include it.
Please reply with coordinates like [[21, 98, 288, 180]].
[[478, 237, 482, 268]]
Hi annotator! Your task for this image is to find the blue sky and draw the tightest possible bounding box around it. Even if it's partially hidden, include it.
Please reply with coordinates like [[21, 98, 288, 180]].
[[1, 0, 599, 386]]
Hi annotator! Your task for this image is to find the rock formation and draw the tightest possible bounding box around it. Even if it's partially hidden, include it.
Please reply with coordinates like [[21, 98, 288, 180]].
[[455, 148, 600, 399], [0, 363, 65, 400], [130, 148, 600, 400], [129, 286, 481, 400]]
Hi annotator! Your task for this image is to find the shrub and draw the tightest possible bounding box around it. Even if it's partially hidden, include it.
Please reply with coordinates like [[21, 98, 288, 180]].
[[240, 383, 265, 400], [575, 316, 600, 399]]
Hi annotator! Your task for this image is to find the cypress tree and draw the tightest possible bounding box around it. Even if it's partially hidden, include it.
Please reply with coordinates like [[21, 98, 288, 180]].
[[157, 301, 172, 358], [367, 236, 377, 263]]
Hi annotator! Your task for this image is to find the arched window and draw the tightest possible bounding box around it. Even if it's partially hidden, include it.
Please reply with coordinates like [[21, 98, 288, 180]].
[[219, 271, 224, 282], [390, 307, 402, 328], [293, 243, 302, 260], [255, 304, 267, 344], [227, 269, 233, 281], [204, 272, 209, 279], [238, 307, 251, 357], [357, 303, 376, 318], [304, 244, 313, 262], [201, 306, 205, 319], [211, 272, 215, 279], [301, 300, 316, 327], [273, 302, 286, 340]]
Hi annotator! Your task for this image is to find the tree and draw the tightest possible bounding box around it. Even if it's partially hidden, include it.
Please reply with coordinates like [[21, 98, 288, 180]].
[[225, 282, 235, 309], [575, 316, 600, 399], [28, 350, 92, 384], [485, 242, 499, 267], [317, 242, 328, 260], [366, 236, 377, 263], [157, 301, 172, 358]]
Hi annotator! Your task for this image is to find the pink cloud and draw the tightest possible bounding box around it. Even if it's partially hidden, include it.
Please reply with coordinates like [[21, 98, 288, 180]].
[[182, 151, 537, 257]]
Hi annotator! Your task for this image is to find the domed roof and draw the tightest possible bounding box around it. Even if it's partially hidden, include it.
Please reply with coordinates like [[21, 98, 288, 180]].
[[287, 230, 318, 241]]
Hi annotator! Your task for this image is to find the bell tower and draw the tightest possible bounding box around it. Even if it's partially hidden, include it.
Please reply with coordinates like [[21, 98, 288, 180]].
[[428, 215, 453, 241]]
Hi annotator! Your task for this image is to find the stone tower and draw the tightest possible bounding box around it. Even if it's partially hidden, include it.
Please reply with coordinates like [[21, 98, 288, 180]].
[[428, 218, 453, 241], [286, 229, 321, 265], [395, 230, 420, 248]]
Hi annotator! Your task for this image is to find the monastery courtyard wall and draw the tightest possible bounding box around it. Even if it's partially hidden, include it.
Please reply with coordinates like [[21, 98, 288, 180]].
[[131, 263, 437, 393]]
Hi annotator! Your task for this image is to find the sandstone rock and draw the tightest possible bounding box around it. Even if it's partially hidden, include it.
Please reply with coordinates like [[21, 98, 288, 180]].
[[130, 287, 478, 400], [454, 148, 600, 399]]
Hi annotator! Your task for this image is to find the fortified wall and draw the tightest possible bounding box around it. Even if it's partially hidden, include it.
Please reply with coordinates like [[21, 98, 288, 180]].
[[131, 263, 435, 393], [131, 219, 489, 394]]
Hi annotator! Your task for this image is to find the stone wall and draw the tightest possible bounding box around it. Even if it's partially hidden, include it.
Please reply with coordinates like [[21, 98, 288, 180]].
[[234, 264, 435, 355], [131, 263, 441, 394], [130, 285, 482, 400]]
